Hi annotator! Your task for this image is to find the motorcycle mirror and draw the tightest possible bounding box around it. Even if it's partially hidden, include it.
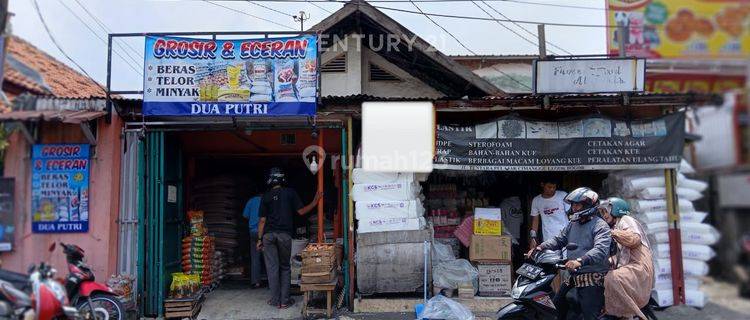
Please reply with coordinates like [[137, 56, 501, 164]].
[[48, 242, 57, 252], [566, 243, 579, 251]]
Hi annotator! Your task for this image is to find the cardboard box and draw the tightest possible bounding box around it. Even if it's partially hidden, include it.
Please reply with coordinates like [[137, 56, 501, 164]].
[[469, 235, 511, 262], [477, 262, 512, 297], [458, 282, 475, 300], [473, 208, 502, 235]]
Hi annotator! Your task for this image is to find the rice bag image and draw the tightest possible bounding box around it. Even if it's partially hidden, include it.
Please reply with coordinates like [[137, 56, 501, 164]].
[[296, 58, 317, 102], [274, 60, 299, 102], [217, 63, 251, 102]]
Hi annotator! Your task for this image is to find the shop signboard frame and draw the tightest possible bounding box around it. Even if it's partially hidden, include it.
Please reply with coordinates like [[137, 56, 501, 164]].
[[31, 144, 90, 233], [434, 112, 685, 171], [105, 31, 321, 121], [532, 58, 646, 94]]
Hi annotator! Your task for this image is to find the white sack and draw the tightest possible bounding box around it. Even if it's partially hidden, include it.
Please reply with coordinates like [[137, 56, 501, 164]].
[[653, 243, 716, 261], [355, 200, 424, 220], [655, 258, 709, 277], [357, 217, 425, 233], [630, 198, 694, 213], [351, 182, 421, 202], [637, 187, 703, 201], [652, 289, 706, 308], [634, 211, 707, 224], [352, 169, 416, 184]]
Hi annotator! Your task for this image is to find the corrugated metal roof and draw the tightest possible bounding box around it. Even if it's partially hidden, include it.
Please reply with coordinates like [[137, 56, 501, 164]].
[[0, 110, 106, 124]]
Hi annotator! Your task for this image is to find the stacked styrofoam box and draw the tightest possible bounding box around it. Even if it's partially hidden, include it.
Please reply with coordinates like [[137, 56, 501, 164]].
[[605, 161, 716, 308], [351, 169, 428, 233]]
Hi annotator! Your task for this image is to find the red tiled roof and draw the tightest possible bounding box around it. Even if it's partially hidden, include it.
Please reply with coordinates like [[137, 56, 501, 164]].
[[3, 35, 106, 99]]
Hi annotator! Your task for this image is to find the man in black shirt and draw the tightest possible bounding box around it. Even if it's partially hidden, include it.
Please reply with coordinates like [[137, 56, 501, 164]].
[[257, 167, 321, 309]]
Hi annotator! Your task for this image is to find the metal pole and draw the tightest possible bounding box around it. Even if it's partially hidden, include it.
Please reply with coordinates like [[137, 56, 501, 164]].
[[341, 126, 349, 305], [106, 35, 113, 124], [665, 168, 686, 305], [317, 129, 325, 243], [347, 116, 355, 309], [618, 25, 627, 57]]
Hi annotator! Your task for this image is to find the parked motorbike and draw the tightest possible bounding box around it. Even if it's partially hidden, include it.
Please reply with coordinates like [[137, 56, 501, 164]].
[[496, 243, 578, 320], [59, 243, 124, 320], [28, 259, 81, 320]]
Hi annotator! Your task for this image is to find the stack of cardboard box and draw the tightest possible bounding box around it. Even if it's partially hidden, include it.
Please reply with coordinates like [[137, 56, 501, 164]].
[[468, 208, 513, 298]]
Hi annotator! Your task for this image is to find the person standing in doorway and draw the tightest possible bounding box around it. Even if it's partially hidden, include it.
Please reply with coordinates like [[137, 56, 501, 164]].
[[242, 188, 263, 289], [257, 167, 321, 309], [528, 179, 570, 250]]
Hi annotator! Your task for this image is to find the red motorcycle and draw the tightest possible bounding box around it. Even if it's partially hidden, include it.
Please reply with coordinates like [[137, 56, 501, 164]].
[[59, 243, 124, 320], [28, 260, 81, 320]]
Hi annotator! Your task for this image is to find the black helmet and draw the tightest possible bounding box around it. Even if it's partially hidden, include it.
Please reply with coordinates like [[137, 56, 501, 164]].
[[564, 187, 599, 222], [267, 167, 286, 186]]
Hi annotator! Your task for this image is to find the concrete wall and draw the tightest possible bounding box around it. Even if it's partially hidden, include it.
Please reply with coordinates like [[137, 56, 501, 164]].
[[1, 116, 122, 279]]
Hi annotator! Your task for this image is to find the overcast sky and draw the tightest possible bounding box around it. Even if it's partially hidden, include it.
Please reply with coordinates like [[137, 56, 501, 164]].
[[10, 0, 607, 91]]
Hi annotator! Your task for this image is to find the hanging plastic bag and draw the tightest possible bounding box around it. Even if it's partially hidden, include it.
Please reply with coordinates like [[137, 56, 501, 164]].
[[433, 259, 479, 291], [418, 294, 474, 320]]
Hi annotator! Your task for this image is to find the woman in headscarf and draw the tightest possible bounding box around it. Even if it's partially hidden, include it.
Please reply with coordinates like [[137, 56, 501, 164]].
[[599, 197, 654, 320]]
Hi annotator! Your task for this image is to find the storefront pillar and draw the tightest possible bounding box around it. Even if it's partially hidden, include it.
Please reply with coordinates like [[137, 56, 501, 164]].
[[665, 168, 686, 305], [317, 130, 325, 243]]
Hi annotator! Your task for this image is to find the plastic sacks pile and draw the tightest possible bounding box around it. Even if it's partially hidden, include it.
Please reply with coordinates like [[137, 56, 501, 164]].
[[605, 160, 715, 308], [182, 210, 215, 286]]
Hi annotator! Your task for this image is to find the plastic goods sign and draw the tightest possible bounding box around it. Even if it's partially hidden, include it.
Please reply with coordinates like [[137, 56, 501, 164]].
[[143, 35, 318, 116], [31, 144, 90, 233], [607, 0, 750, 58]]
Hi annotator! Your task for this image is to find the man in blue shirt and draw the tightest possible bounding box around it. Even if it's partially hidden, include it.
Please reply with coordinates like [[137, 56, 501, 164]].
[[242, 191, 263, 288]]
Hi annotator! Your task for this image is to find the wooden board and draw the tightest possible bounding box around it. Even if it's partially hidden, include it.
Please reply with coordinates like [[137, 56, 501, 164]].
[[165, 291, 204, 319], [301, 270, 337, 284]]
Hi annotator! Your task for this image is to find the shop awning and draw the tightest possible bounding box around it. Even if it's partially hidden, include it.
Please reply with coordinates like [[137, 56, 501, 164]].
[[0, 109, 106, 124]]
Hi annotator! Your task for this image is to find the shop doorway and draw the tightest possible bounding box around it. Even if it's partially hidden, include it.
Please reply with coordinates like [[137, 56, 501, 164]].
[[140, 128, 343, 319]]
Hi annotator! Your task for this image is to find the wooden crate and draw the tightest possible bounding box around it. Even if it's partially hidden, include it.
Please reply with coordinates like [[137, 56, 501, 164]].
[[301, 243, 336, 260], [164, 291, 204, 319], [301, 269, 337, 284], [301, 263, 334, 274]]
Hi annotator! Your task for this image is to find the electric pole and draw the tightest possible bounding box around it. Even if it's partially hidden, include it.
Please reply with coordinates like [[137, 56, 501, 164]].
[[293, 11, 309, 31]]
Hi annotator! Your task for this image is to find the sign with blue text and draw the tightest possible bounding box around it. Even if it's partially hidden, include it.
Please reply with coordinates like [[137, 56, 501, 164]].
[[143, 35, 318, 116], [31, 144, 90, 233]]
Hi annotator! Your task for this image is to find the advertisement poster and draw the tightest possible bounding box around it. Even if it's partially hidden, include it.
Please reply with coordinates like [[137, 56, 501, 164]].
[[143, 35, 318, 116], [607, 0, 750, 58], [434, 112, 685, 171], [31, 144, 90, 233], [0, 178, 14, 251]]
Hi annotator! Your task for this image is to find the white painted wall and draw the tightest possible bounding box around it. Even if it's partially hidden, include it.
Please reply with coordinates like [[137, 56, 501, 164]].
[[320, 33, 444, 99]]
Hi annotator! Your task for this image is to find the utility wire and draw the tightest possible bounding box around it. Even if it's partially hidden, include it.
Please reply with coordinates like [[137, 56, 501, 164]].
[[480, 1, 573, 55], [56, 0, 143, 76], [201, 0, 298, 30], [30, 0, 108, 94], [209, 0, 603, 10], [246, 1, 295, 16], [71, 0, 144, 61], [408, 0, 532, 90], [308, 1, 334, 14], [470, 1, 555, 55]]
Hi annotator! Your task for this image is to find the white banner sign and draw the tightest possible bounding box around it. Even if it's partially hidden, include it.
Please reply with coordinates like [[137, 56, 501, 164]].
[[533, 58, 645, 94]]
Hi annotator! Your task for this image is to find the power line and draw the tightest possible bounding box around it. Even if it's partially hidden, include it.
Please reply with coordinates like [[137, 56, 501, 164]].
[[480, 1, 573, 55], [201, 0, 298, 30], [246, 1, 295, 16], [308, 1, 334, 14], [470, 1, 554, 55], [30, 0, 108, 94], [408, 0, 532, 90], [56, 0, 143, 76], [371, 5, 628, 28], [71, 0, 144, 60]]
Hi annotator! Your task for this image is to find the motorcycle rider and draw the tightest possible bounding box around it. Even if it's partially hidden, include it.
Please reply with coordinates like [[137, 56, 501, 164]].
[[599, 197, 654, 320], [526, 187, 611, 320]]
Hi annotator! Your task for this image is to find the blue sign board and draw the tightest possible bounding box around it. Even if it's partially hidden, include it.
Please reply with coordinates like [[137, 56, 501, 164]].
[[31, 144, 90, 233], [143, 35, 318, 116]]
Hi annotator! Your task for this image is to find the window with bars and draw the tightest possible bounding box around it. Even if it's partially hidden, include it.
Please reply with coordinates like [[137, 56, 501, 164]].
[[369, 63, 401, 81], [321, 53, 347, 73]]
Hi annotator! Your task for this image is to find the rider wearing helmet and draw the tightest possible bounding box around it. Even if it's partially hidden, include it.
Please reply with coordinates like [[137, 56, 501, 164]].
[[257, 167, 322, 309], [528, 187, 612, 320], [598, 197, 654, 320]]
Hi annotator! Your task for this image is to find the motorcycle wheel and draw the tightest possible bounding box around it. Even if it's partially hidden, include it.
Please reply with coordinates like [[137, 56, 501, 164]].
[[77, 293, 125, 320]]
